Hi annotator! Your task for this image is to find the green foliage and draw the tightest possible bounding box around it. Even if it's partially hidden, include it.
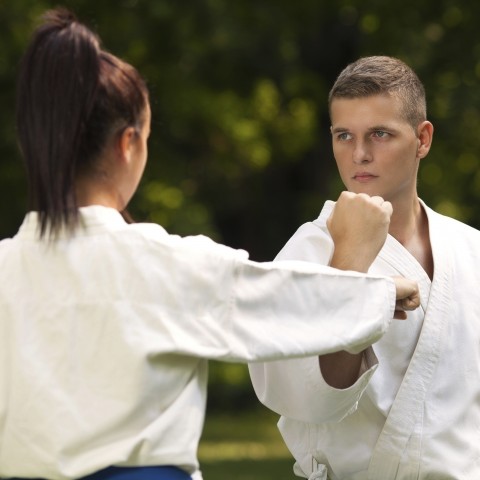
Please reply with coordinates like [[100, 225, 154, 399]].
[[199, 408, 295, 479], [200, 459, 295, 480], [207, 362, 256, 411], [6, 0, 480, 251]]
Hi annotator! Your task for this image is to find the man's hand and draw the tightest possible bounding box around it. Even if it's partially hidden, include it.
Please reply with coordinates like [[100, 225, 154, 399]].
[[327, 191, 393, 272], [392, 276, 421, 319]]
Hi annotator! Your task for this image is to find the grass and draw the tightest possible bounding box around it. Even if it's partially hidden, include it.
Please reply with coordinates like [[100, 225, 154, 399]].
[[198, 407, 298, 480]]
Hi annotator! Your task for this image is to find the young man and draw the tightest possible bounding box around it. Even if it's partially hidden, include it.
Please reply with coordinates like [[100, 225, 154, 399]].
[[249, 56, 480, 479]]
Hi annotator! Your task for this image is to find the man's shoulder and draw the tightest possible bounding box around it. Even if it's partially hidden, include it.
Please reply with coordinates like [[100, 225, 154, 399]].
[[287, 201, 333, 240], [425, 203, 480, 259], [426, 204, 480, 238], [275, 201, 334, 262]]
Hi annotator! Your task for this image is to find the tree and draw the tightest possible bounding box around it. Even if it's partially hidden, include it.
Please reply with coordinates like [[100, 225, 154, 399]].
[[3, 0, 479, 256]]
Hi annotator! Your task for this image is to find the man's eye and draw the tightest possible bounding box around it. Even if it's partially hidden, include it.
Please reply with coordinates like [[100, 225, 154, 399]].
[[338, 132, 351, 140], [374, 130, 389, 138]]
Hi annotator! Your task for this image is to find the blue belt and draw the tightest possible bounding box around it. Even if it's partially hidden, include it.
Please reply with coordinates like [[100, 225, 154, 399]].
[[11, 466, 192, 480]]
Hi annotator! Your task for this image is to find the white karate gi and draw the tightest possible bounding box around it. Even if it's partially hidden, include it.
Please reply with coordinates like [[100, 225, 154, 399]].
[[249, 200, 480, 480], [0, 205, 396, 480]]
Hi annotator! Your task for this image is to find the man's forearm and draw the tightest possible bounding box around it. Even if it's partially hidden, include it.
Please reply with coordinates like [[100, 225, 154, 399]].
[[319, 236, 368, 389], [318, 350, 364, 389]]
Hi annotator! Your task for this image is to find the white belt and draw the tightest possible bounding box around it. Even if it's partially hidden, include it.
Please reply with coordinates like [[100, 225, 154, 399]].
[[308, 458, 328, 480]]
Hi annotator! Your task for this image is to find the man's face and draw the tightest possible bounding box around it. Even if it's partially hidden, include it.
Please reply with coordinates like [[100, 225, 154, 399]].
[[330, 94, 422, 204]]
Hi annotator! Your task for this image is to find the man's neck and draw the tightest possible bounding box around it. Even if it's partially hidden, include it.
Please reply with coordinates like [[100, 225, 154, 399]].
[[389, 196, 434, 279], [389, 196, 423, 245]]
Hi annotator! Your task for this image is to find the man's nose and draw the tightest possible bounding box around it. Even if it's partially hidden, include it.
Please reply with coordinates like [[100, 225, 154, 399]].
[[352, 140, 373, 164]]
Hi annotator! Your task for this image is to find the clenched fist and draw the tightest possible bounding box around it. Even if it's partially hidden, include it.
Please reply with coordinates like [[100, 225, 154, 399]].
[[392, 276, 421, 319], [327, 191, 392, 272]]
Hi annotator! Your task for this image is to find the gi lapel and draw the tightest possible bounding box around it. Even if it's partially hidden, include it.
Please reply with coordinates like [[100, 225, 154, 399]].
[[367, 205, 452, 479]]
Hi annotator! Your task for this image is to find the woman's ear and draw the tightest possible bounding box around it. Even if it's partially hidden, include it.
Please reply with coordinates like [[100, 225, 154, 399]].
[[117, 126, 138, 164], [416, 121, 434, 159]]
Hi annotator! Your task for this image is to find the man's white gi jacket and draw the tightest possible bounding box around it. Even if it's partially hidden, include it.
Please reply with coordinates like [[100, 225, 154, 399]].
[[250, 200, 480, 480]]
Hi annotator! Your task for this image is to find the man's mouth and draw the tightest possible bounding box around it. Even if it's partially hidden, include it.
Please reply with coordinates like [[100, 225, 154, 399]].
[[353, 172, 378, 182]]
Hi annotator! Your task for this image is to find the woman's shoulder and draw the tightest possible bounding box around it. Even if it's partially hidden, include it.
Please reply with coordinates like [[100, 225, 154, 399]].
[[129, 221, 249, 260]]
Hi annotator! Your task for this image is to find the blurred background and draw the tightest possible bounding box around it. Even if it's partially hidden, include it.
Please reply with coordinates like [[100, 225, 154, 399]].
[[2, 0, 480, 478]]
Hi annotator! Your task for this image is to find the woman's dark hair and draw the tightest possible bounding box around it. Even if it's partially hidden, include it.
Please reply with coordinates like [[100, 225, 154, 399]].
[[16, 7, 149, 238]]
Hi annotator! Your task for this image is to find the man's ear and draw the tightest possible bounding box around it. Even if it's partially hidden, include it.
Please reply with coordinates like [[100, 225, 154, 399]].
[[117, 126, 137, 164], [416, 121, 434, 159]]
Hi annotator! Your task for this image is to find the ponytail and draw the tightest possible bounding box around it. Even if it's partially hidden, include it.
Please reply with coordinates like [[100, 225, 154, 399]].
[[16, 8, 148, 238]]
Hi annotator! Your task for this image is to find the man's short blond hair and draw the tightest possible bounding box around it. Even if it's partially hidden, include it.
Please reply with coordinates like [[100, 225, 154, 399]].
[[328, 56, 427, 129]]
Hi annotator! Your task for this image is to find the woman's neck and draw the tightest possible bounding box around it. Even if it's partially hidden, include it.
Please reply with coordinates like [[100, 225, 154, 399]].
[[75, 173, 124, 211]]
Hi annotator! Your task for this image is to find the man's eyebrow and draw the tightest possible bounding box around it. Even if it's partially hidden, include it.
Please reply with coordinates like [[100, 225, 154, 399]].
[[331, 127, 349, 133], [367, 124, 395, 131], [331, 124, 399, 134]]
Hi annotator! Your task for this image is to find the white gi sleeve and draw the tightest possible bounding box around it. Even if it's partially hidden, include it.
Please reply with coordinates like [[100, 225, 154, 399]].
[[136, 230, 396, 364], [247, 219, 383, 422]]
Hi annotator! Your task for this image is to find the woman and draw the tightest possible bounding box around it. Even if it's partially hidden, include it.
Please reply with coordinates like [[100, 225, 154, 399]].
[[0, 8, 418, 480]]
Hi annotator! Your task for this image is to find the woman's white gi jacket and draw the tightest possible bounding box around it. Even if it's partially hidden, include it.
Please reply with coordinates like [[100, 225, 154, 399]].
[[0, 205, 397, 480]]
